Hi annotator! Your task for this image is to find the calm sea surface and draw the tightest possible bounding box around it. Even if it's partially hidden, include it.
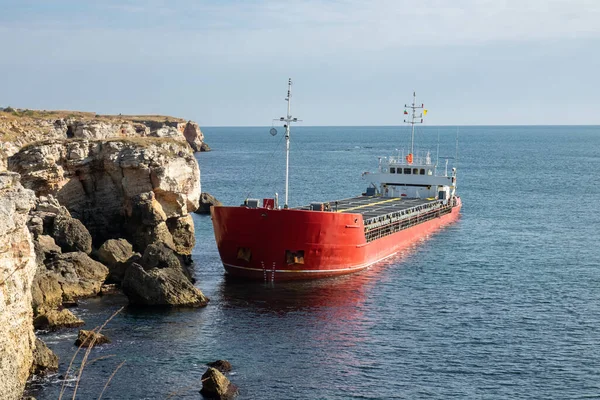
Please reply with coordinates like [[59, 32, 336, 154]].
[[27, 126, 600, 399]]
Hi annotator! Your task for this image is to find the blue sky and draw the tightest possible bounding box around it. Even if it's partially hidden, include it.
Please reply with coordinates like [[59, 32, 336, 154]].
[[0, 0, 598, 126]]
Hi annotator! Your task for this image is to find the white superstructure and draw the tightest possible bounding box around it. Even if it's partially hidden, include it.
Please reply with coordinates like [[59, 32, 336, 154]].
[[364, 93, 457, 203]]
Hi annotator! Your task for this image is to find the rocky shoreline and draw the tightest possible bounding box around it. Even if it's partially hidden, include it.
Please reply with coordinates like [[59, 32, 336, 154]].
[[0, 109, 216, 399]]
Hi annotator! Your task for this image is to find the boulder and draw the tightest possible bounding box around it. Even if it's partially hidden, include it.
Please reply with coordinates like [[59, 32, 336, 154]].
[[199, 142, 211, 152], [97, 239, 134, 266], [141, 242, 192, 276], [52, 215, 92, 254], [74, 330, 110, 347], [96, 238, 137, 283], [200, 367, 238, 399], [166, 214, 195, 256], [194, 192, 222, 214], [30, 338, 59, 376], [33, 309, 84, 330], [122, 263, 208, 307], [44, 252, 109, 302], [207, 360, 232, 373]]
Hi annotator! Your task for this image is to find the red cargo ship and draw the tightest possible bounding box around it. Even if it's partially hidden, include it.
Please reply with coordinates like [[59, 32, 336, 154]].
[[212, 81, 461, 281]]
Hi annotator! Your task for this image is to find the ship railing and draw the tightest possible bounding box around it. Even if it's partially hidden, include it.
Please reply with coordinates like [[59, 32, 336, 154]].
[[363, 200, 452, 242]]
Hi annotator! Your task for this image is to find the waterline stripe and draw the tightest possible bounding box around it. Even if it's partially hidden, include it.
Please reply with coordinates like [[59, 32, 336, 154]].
[[223, 251, 399, 274]]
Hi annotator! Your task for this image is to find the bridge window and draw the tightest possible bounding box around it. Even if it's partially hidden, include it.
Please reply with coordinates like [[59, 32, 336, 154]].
[[420, 169, 425, 175], [397, 168, 402, 174], [413, 168, 418, 174], [404, 168, 411, 174], [428, 169, 433, 175], [390, 167, 396, 173]]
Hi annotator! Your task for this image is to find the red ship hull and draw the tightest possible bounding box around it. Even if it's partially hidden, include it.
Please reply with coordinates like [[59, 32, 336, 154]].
[[211, 198, 461, 281]]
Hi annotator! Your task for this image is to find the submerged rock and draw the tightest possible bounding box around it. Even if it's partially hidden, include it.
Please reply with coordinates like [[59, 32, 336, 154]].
[[200, 367, 238, 399], [194, 192, 222, 214], [75, 330, 110, 347], [30, 338, 59, 376]]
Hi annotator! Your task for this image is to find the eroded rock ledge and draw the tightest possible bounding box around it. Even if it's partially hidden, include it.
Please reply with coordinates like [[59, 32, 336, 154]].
[[9, 138, 200, 255]]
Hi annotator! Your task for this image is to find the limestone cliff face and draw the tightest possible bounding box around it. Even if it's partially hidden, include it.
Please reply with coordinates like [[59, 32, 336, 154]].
[[0, 111, 207, 171], [0, 172, 37, 400], [8, 138, 200, 255]]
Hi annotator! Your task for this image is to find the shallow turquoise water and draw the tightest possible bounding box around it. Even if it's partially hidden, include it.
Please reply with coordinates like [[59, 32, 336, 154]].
[[28, 126, 600, 399]]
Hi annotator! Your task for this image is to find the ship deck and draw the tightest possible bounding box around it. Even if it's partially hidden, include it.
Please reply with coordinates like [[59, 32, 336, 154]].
[[296, 195, 439, 220]]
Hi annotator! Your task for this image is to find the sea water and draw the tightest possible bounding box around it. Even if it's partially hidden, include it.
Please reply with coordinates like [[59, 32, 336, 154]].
[[27, 126, 600, 399]]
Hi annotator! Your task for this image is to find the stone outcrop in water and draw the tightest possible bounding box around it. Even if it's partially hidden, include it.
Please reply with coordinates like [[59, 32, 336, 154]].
[[75, 329, 111, 348], [122, 243, 208, 307], [0, 110, 208, 170], [194, 192, 222, 214], [8, 138, 200, 255], [0, 172, 37, 400], [30, 338, 59, 376], [200, 367, 239, 399]]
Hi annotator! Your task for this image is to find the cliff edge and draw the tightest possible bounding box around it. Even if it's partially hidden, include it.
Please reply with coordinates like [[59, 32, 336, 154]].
[[0, 108, 209, 171]]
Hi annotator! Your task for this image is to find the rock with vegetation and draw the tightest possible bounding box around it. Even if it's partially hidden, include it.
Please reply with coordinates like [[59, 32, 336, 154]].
[[74, 330, 111, 347], [195, 192, 222, 214], [9, 138, 200, 256], [0, 172, 37, 399], [30, 338, 59, 376], [200, 367, 238, 399]]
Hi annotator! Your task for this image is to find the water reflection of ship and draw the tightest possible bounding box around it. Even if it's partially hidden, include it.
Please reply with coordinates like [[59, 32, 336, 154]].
[[217, 247, 418, 317]]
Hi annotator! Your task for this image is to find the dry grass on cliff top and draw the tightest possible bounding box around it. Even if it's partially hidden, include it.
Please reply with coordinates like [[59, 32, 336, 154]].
[[0, 107, 186, 123]]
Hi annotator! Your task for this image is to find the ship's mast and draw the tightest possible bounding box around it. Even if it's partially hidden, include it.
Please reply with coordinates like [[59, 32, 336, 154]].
[[275, 78, 299, 209], [404, 91, 425, 161]]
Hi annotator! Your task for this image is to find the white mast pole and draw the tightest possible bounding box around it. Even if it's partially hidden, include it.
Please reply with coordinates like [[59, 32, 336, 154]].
[[404, 91, 423, 164], [284, 79, 292, 208], [411, 91, 416, 157]]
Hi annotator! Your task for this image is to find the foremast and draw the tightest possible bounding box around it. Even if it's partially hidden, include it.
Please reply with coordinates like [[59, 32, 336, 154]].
[[275, 78, 300, 209]]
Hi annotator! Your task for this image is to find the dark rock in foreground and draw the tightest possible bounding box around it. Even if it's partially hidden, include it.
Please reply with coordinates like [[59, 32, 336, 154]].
[[30, 338, 59, 376], [194, 192, 222, 214], [122, 263, 208, 307], [75, 330, 111, 347], [200, 367, 238, 399], [207, 360, 232, 373]]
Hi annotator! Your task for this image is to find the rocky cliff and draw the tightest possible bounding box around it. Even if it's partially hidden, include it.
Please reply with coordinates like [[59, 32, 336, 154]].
[[0, 109, 208, 171], [0, 172, 37, 399], [8, 138, 200, 255]]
